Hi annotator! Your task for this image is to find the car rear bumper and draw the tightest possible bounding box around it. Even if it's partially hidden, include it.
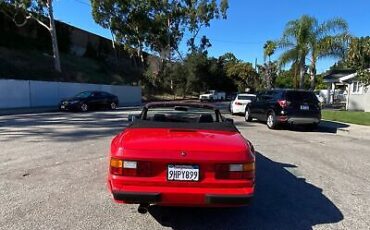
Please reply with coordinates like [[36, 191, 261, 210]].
[[109, 179, 254, 207], [277, 115, 320, 125], [111, 191, 253, 206], [287, 117, 320, 124], [231, 104, 246, 114]]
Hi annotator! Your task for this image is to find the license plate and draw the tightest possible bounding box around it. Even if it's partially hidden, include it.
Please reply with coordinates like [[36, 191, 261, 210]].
[[167, 165, 199, 181], [61, 105, 65, 109], [300, 105, 309, 110]]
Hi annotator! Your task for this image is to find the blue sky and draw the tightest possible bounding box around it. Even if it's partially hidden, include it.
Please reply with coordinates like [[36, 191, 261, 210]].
[[54, 0, 370, 73]]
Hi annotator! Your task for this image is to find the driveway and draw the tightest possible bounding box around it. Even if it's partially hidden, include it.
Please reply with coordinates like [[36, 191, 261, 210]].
[[0, 110, 369, 230]]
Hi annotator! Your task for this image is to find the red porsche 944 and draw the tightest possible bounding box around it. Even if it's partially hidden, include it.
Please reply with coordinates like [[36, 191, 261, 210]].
[[107, 102, 255, 211]]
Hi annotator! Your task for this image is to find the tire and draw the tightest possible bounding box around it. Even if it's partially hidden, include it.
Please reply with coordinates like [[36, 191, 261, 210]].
[[110, 102, 117, 110], [245, 107, 252, 122], [266, 112, 277, 129], [80, 103, 88, 112]]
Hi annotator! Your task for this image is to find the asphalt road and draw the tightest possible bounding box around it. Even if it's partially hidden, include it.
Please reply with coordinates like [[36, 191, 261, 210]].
[[0, 107, 369, 230]]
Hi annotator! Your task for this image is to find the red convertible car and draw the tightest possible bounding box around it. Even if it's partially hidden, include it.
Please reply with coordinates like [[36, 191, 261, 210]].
[[107, 102, 255, 213]]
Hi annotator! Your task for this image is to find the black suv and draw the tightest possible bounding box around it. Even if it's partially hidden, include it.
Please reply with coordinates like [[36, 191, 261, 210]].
[[245, 89, 321, 129]]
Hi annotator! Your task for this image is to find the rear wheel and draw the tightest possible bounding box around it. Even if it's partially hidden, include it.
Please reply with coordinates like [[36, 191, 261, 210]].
[[245, 107, 252, 122], [266, 112, 277, 129], [110, 102, 117, 110], [80, 103, 88, 112]]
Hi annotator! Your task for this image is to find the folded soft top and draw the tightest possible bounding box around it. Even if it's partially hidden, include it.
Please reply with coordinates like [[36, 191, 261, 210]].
[[128, 119, 239, 132]]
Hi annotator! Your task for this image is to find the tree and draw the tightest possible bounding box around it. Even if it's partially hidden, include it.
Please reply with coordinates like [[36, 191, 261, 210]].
[[258, 61, 278, 90], [261, 40, 278, 89], [91, 0, 228, 64], [346, 37, 370, 86], [278, 15, 348, 89], [0, 0, 62, 72], [263, 40, 276, 62], [225, 61, 260, 92]]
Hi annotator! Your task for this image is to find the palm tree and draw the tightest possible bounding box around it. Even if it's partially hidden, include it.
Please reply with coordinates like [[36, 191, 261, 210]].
[[278, 15, 348, 89], [263, 40, 277, 62]]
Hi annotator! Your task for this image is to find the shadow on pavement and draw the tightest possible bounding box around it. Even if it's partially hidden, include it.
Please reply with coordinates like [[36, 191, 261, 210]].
[[0, 111, 131, 142], [149, 152, 343, 230], [231, 117, 350, 134], [286, 120, 350, 134]]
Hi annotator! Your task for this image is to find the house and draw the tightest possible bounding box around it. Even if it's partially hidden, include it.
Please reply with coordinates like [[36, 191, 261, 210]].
[[324, 70, 370, 112], [323, 70, 355, 105]]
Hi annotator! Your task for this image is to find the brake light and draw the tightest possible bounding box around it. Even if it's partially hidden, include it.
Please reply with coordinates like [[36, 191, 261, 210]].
[[215, 163, 255, 180], [277, 99, 290, 108], [235, 101, 243, 105], [109, 158, 151, 177]]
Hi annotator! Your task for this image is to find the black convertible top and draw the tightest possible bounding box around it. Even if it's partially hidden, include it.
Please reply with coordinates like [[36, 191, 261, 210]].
[[130, 101, 238, 132], [145, 101, 216, 110], [128, 119, 239, 132]]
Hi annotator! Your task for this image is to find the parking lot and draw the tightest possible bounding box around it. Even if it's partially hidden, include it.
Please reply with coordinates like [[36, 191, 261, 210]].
[[1, 107, 370, 230]]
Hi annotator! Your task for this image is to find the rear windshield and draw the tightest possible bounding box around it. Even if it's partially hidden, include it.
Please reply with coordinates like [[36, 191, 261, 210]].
[[285, 91, 318, 103], [237, 95, 255, 100]]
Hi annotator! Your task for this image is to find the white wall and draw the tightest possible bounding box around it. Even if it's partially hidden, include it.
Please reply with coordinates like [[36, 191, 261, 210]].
[[0, 79, 30, 108], [347, 84, 370, 112], [0, 79, 141, 109]]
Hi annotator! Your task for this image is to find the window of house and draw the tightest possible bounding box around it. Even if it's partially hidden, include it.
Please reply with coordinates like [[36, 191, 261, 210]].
[[352, 81, 362, 94]]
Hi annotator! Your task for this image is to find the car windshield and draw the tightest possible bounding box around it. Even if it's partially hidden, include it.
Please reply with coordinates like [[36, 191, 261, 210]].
[[237, 95, 255, 100], [146, 106, 218, 123], [285, 91, 319, 103], [74, 92, 92, 98]]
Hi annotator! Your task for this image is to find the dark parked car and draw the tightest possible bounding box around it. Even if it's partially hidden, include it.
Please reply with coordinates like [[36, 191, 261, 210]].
[[59, 91, 119, 112], [244, 89, 321, 129]]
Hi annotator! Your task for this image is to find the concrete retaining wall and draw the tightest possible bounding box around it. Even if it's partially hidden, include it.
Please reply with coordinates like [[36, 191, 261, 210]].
[[0, 79, 141, 109]]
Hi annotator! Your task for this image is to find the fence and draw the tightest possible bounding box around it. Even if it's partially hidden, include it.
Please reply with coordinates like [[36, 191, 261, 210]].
[[0, 79, 141, 109]]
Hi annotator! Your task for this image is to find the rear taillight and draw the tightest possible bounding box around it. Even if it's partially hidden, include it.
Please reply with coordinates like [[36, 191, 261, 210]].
[[277, 99, 290, 108], [110, 158, 151, 177], [235, 101, 243, 105], [215, 163, 255, 180]]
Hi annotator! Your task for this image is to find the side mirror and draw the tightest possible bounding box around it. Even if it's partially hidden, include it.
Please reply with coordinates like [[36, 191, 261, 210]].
[[128, 114, 140, 122], [224, 118, 234, 123]]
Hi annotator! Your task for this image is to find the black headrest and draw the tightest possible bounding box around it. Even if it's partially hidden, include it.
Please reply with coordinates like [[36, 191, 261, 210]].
[[152, 114, 166, 122], [198, 114, 214, 123]]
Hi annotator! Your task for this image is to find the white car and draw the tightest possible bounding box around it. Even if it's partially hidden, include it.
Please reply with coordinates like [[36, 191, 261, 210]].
[[199, 90, 226, 101], [230, 93, 256, 115]]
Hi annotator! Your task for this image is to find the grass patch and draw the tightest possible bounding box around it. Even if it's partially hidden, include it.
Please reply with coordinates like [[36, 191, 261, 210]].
[[322, 110, 370, 126]]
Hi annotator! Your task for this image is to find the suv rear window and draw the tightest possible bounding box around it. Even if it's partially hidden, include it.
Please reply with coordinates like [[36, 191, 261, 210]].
[[285, 91, 318, 103], [237, 95, 255, 100]]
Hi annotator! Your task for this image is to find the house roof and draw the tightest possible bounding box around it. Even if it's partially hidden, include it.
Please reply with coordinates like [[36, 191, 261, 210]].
[[323, 70, 356, 83]]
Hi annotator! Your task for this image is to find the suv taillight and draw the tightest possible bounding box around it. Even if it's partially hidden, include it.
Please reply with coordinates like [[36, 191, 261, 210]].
[[110, 158, 151, 177], [277, 99, 290, 108], [215, 163, 255, 180]]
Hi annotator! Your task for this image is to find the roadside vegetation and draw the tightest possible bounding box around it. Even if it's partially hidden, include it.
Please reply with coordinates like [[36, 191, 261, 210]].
[[322, 110, 370, 126]]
